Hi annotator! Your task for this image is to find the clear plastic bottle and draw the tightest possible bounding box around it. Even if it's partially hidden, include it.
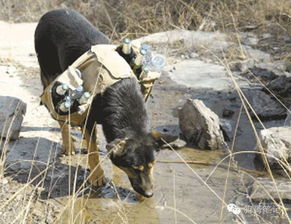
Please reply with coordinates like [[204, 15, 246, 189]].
[[141, 43, 165, 73], [75, 69, 82, 78], [78, 92, 90, 105], [133, 48, 147, 67], [122, 38, 132, 55], [71, 85, 84, 99], [55, 84, 69, 96], [142, 44, 152, 66], [58, 96, 72, 113], [140, 66, 150, 79], [147, 55, 166, 73]]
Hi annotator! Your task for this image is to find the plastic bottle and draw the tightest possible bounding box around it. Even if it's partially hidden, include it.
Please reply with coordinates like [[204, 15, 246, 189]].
[[122, 38, 132, 55], [147, 55, 166, 73], [78, 92, 90, 105], [139, 66, 150, 79], [58, 96, 72, 113], [133, 48, 147, 67], [71, 85, 84, 99], [141, 44, 152, 66], [75, 69, 82, 78], [55, 84, 69, 96]]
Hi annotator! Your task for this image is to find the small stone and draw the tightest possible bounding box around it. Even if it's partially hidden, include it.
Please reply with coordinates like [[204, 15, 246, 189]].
[[190, 52, 199, 58], [242, 37, 259, 46], [261, 33, 272, 39], [231, 59, 255, 72], [222, 109, 234, 118], [220, 119, 233, 141], [161, 138, 187, 149], [285, 63, 291, 73], [1, 178, 8, 184]]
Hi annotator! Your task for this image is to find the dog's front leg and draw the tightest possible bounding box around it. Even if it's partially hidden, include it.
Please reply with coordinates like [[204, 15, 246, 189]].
[[58, 122, 76, 155], [83, 127, 106, 187]]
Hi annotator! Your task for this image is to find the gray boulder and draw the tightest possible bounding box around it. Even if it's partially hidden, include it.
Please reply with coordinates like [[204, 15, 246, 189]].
[[243, 89, 286, 120], [250, 178, 291, 201], [0, 96, 26, 140], [258, 127, 291, 169], [267, 75, 291, 96], [179, 99, 226, 150]]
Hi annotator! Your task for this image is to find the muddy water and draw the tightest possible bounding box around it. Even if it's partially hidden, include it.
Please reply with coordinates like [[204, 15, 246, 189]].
[[55, 147, 237, 224]]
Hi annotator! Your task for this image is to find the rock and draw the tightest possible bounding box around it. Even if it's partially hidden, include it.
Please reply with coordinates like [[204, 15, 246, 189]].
[[189, 52, 199, 58], [258, 127, 291, 168], [285, 109, 291, 126], [0, 96, 26, 140], [165, 60, 249, 91], [134, 29, 230, 53], [243, 45, 271, 63], [266, 75, 291, 96], [222, 109, 234, 118], [261, 33, 272, 39], [1, 178, 8, 185], [179, 99, 226, 150], [242, 89, 286, 120], [231, 59, 255, 72], [161, 138, 187, 150], [154, 125, 180, 142], [250, 178, 291, 201], [243, 37, 258, 46], [220, 119, 233, 141], [242, 25, 260, 32], [242, 67, 278, 82], [286, 63, 291, 73]]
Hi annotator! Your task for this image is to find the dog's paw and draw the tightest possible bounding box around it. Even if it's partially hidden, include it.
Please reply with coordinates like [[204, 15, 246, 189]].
[[89, 175, 108, 187], [62, 143, 76, 155]]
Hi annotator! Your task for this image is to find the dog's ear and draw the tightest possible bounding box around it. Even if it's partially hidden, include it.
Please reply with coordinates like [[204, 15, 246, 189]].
[[150, 130, 162, 141], [106, 138, 128, 157]]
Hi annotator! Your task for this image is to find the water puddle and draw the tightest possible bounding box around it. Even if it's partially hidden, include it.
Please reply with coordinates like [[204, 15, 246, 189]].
[[55, 147, 232, 223]]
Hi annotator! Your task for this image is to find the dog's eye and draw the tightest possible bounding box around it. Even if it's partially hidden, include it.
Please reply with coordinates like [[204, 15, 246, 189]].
[[132, 165, 144, 171]]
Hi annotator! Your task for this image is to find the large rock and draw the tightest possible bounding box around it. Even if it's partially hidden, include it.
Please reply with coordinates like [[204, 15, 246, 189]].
[[0, 96, 26, 140], [250, 178, 291, 201], [134, 29, 230, 53], [179, 99, 226, 150], [258, 127, 291, 168], [243, 89, 286, 120], [267, 75, 291, 96]]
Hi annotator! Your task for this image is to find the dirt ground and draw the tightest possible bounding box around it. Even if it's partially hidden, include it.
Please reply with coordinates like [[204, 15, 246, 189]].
[[0, 21, 289, 224]]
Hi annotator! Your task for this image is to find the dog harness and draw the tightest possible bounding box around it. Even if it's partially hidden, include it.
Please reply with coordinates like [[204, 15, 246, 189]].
[[40, 44, 160, 126]]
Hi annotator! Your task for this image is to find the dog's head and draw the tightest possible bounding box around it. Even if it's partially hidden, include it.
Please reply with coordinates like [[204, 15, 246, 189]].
[[106, 131, 162, 198]]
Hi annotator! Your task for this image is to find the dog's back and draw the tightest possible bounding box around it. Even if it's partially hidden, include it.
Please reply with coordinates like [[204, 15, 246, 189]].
[[34, 8, 110, 88]]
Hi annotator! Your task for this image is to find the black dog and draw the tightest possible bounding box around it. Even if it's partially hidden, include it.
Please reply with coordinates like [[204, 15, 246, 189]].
[[35, 8, 161, 198]]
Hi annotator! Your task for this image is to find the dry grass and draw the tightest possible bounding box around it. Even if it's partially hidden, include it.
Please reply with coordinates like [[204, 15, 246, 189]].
[[0, 0, 290, 40]]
